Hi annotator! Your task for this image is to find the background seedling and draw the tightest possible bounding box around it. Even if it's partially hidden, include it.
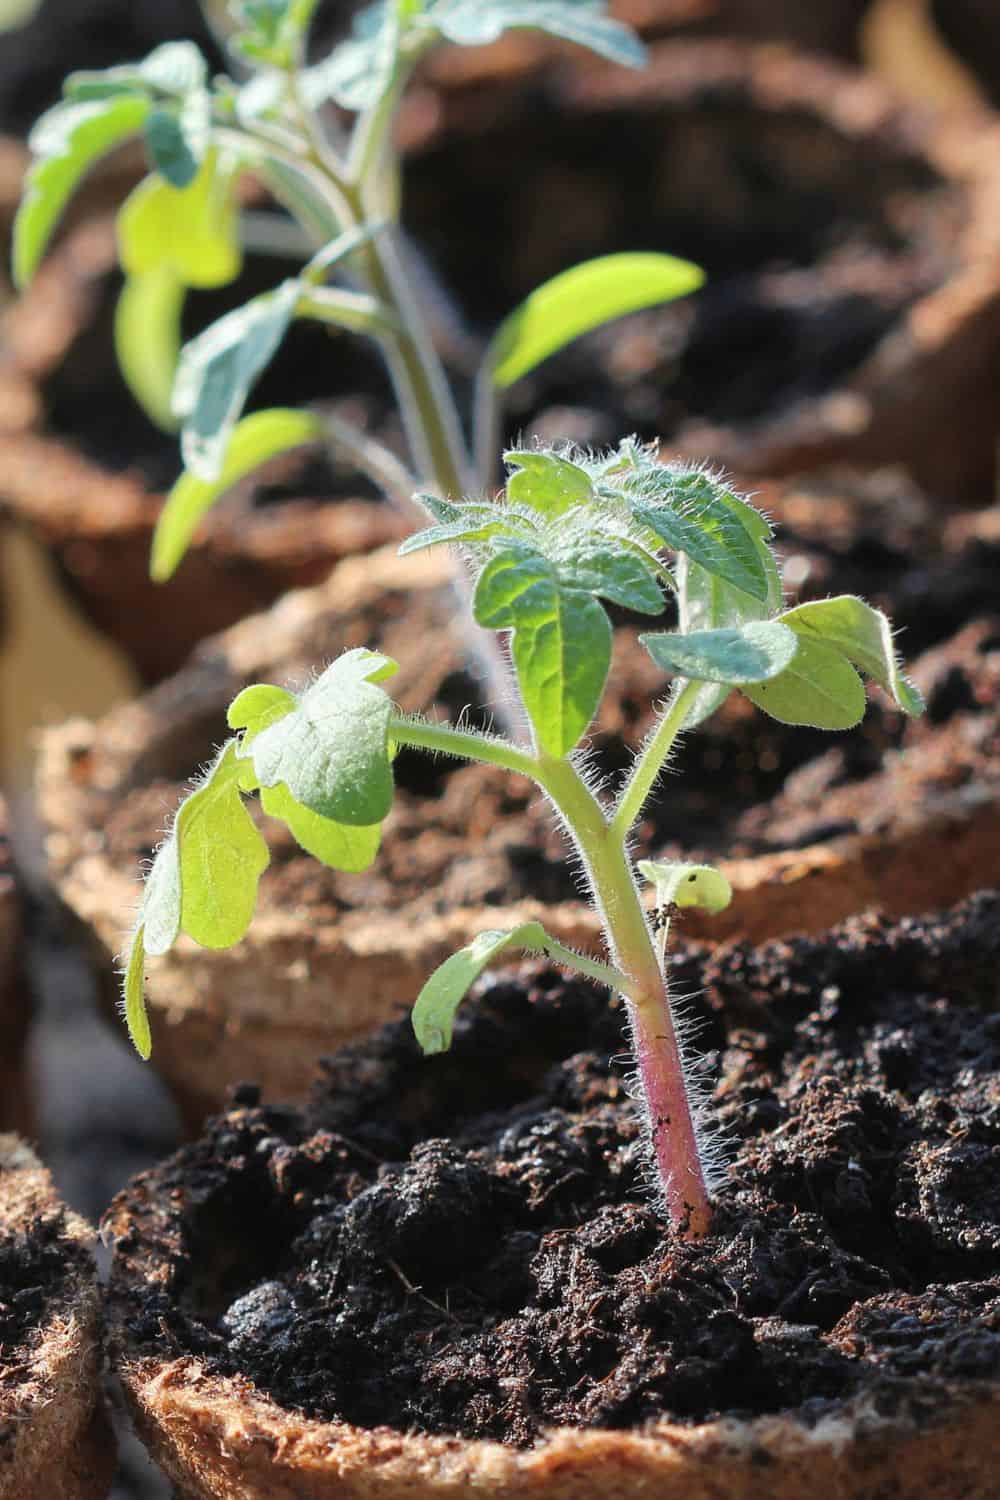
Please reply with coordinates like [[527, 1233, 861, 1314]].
[[122, 442, 924, 1237]]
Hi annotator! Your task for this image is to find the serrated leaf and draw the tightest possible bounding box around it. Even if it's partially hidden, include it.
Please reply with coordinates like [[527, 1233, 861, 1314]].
[[504, 449, 594, 518], [14, 95, 150, 288], [152, 409, 326, 581], [488, 253, 703, 389], [118, 149, 241, 288], [228, 682, 297, 742], [778, 595, 924, 717], [174, 279, 301, 480], [175, 743, 270, 949], [632, 498, 766, 603], [115, 268, 185, 432], [261, 782, 382, 871], [637, 860, 733, 915], [412, 920, 549, 1054], [122, 925, 152, 1060], [244, 648, 398, 824], [640, 620, 797, 684], [474, 542, 612, 757], [742, 635, 866, 729]]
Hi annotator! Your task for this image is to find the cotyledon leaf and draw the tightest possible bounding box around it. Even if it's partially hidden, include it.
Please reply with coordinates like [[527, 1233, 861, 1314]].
[[637, 859, 732, 915], [778, 595, 924, 717], [152, 409, 327, 580], [640, 621, 798, 684], [412, 921, 549, 1054], [241, 648, 399, 824], [742, 635, 866, 730], [115, 267, 185, 432]]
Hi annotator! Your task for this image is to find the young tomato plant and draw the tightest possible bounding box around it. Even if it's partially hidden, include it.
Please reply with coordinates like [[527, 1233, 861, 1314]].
[[12, 0, 703, 581], [122, 442, 924, 1237]]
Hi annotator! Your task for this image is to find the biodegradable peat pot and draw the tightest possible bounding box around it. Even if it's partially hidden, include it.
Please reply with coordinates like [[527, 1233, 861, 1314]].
[[0, 1136, 112, 1499], [36, 478, 1000, 1126], [105, 894, 1000, 1500]]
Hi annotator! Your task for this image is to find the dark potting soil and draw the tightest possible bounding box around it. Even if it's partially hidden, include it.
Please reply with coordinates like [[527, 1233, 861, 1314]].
[[0, 1209, 86, 1362], [107, 892, 1000, 1443]]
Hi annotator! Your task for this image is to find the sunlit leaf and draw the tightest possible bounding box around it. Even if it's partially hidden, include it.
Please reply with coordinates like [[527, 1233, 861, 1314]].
[[412, 920, 549, 1054], [504, 449, 594, 518], [742, 635, 866, 729], [115, 268, 185, 432], [637, 859, 733, 915], [261, 782, 383, 871], [152, 408, 326, 580], [640, 621, 797, 684], [228, 682, 297, 742], [13, 95, 150, 288], [122, 924, 152, 1060], [778, 595, 924, 717], [175, 744, 270, 948], [488, 253, 703, 389], [117, 150, 241, 288], [241, 648, 398, 824]]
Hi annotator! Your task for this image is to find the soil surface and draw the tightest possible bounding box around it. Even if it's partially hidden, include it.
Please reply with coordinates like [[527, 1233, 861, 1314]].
[[108, 892, 1000, 1444], [0, 1207, 86, 1364]]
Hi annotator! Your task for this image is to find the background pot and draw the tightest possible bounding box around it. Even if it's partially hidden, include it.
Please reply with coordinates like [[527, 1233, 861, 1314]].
[[35, 470, 1000, 1125], [0, 1135, 113, 1500]]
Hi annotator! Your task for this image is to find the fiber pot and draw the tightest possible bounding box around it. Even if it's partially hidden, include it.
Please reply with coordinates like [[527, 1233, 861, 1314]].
[[0, 1136, 113, 1500], [104, 894, 1000, 1499], [35, 473, 1000, 1126]]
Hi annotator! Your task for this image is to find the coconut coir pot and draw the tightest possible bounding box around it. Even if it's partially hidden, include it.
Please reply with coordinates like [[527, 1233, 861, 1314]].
[[105, 893, 1000, 1499], [37, 470, 1000, 1125], [0, 1136, 112, 1500]]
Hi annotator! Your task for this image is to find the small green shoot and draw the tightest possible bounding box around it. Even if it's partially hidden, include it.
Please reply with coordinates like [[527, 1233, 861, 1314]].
[[122, 443, 924, 1237]]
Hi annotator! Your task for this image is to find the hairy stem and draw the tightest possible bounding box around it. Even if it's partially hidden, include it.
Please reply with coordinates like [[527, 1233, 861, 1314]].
[[611, 679, 704, 843], [388, 716, 538, 780], [538, 754, 713, 1236]]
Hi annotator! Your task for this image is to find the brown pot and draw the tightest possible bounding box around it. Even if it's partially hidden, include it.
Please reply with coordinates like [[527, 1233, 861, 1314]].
[[103, 895, 1000, 1499], [0, 1136, 113, 1499], [35, 472, 1000, 1126]]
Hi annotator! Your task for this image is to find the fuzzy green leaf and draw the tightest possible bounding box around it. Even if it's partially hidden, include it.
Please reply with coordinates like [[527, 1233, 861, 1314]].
[[778, 595, 924, 717], [742, 636, 866, 729], [141, 830, 182, 958], [261, 782, 383, 871], [242, 648, 398, 824], [398, 511, 510, 556], [489, 253, 703, 389], [175, 744, 270, 948], [228, 682, 297, 742], [122, 925, 152, 1060], [474, 542, 612, 757], [412, 920, 549, 1054], [174, 279, 301, 480], [152, 409, 327, 580], [640, 621, 797, 685], [115, 268, 185, 432], [555, 533, 664, 615], [504, 450, 594, 518], [117, 150, 241, 288], [637, 860, 733, 915], [14, 95, 150, 288]]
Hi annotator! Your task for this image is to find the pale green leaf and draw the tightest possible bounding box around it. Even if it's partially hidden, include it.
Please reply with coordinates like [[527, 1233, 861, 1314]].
[[504, 449, 593, 518], [141, 830, 182, 958], [228, 682, 297, 742], [488, 253, 703, 389], [122, 925, 152, 1060], [14, 95, 150, 288], [778, 595, 924, 717], [412, 920, 549, 1054], [175, 743, 270, 949], [115, 268, 185, 432], [637, 860, 733, 915], [640, 621, 797, 684], [244, 648, 398, 824], [152, 409, 326, 580], [261, 782, 382, 871], [433, 0, 646, 66], [474, 542, 612, 757], [742, 635, 866, 729], [174, 279, 302, 480], [117, 150, 241, 288]]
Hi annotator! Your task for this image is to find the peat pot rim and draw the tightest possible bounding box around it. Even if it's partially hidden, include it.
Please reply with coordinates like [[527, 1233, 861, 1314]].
[[0, 1135, 113, 1500]]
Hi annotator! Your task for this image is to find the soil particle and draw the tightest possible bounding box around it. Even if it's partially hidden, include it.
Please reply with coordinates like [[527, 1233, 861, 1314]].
[[0, 1210, 85, 1363], [108, 892, 1000, 1445]]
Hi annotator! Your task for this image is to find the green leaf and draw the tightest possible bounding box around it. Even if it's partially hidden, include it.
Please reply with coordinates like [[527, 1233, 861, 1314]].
[[488, 252, 704, 389], [13, 95, 150, 288], [474, 542, 612, 757], [122, 925, 152, 1061], [504, 449, 594, 518], [412, 920, 549, 1054], [398, 513, 510, 556], [432, 0, 646, 65], [260, 782, 382, 871], [152, 409, 327, 580], [175, 744, 270, 948], [242, 648, 399, 824], [144, 96, 208, 189], [637, 860, 733, 915], [742, 636, 866, 729], [115, 268, 185, 432], [640, 620, 797, 684], [117, 150, 241, 288], [778, 595, 924, 717], [142, 829, 182, 958], [174, 279, 302, 480], [228, 682, 297, 742], [0, 0, 40, 29]]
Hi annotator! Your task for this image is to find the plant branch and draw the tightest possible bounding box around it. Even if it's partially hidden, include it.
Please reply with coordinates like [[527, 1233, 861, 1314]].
[[611, 678, 704, 843], [538, 936, 636, 1002], [388, 716, 540, 782]]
